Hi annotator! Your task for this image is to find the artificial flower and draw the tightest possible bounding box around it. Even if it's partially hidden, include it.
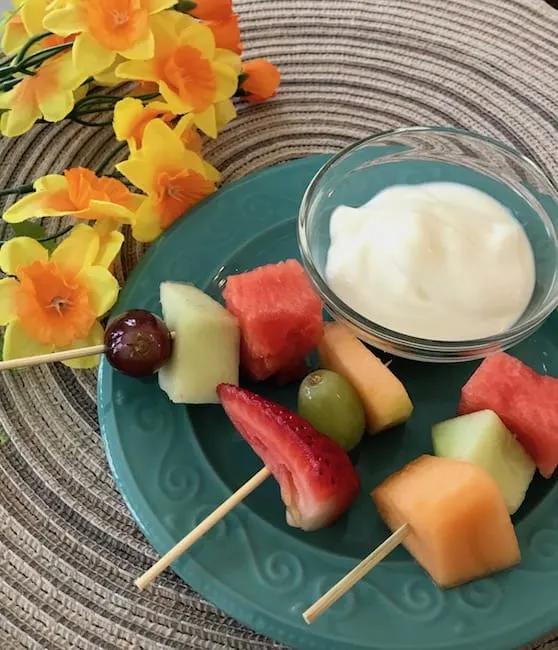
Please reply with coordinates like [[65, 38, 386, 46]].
[[1, 0, 46, 55], [0, 224, 121, 368], [113, 96, 175, 151], [116, 11, 240, 138], [117, 119, 219, 242], [0, 52, 88, 136], [174, 114, 203, 154], [0, 0, 74, 54], [114, 96, 203, 153], [43, 0, 177, 77], [239, 58, 281, 103], [2, 168, 143, 225], [205, 14, 242, 55], [186, 0, 232, 21]]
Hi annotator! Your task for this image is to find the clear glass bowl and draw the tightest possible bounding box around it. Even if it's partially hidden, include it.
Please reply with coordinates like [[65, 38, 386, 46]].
[[298, 126, 558, 362]]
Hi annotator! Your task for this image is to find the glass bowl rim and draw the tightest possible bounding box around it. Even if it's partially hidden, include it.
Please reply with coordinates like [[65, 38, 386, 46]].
[[297, 125, 558, 350]]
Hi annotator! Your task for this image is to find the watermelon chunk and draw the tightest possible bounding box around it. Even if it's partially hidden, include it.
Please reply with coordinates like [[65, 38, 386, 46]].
[[223, 260, 323, 382], [459, 353, 558, 478], [217, 384, 360, 531]]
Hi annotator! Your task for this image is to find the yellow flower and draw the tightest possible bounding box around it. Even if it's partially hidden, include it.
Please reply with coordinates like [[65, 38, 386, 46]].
[[0, 51, 87, 136], [116, 11, 240, 138], [113, 96, 175, 151], [0, 224, 122, 368], [1, 0, 75, 55], [43, 0, 177, 77], [117, 119, 219, 242], [3, 168, 143, 225]]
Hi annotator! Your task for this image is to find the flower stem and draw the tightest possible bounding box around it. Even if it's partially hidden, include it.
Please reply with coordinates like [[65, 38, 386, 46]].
[[0, 183, 34, 197], [96, 143, 128, 175], [12, 32, 52, 66]]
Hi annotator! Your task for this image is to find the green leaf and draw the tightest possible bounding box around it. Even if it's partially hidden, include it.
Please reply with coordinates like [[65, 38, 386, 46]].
[[174, 0, 197, 14], [11, 222, 57, 253]]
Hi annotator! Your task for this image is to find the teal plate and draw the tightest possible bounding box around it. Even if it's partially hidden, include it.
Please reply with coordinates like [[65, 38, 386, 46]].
[[99, 156, 558, 650]]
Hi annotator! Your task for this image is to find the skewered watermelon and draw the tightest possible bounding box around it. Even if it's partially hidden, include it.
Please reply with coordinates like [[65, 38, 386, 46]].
[[223, 260, 323, 382], [459, 353, 558, 478]]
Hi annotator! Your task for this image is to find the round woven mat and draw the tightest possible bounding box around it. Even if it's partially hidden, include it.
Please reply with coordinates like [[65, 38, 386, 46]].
[[0, 0, 557, 648]]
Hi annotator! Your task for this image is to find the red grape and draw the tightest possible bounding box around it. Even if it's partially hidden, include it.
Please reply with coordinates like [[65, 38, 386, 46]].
[[104, 310, 172, 377]]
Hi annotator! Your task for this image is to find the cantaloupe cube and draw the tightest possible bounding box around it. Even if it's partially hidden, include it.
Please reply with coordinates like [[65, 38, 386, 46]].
[[317, 323, 413, 433], [372, 455, 521, 588]]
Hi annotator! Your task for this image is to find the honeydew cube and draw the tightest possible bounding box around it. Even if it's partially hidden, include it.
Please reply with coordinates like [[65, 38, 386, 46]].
[[158, 282, 239, 404], [432, 410, 535, 514]]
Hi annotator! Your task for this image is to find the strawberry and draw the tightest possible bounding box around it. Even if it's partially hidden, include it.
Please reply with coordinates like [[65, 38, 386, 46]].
[[217, 384, 360, 531]]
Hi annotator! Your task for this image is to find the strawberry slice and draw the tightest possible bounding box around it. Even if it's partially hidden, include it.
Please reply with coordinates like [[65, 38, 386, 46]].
[[217, 384, 360, 531]]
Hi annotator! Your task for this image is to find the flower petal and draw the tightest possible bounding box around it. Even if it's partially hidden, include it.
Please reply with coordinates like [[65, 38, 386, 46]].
[[38, 89, 75, 123], [213, 61, 240, 102], [73, 32, 116, 76], [78, 266, 119, 317], [113, 97, 143, 142], [3, 320, 54, 361], [215, 98, 236, 131], [0, 102, 41, 137], [180, 22, 215, 59], [0, 237, 48, 276], [94, 229, 124, 269], [116, 59, 158, 82], [131, 197, 163, 243], [118, 26, 154, 61], [0, 277, 19, 325], [34, 174, 67, 193], [43, 5, 87, 36], [116, 157, 152, 194], [2, 190, 65, 223], [145, 0, 177, 13], [21, 0, 49, 36], [60, 320, 104, 369], [203, 161, 221, 184], [1, 20, 28, 56], [50, 224, 100, 275], [193, 104, 217, 138], [85, 200, 136, 224], [141, 119, 187, 167], [0, 89, 16, 110], [214, 48, 242, 74]]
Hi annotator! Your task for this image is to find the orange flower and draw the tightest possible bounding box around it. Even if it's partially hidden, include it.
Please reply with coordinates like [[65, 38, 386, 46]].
[[206, 14, 242, 55], [116, 119, 218, 242], [0, 51, 87, 136], [113, 97, 176, 151], [240, 59, 281, 103], [0, 225, 121, 368], [188, 0, 232, 21], [116, 11, 240, 138], [43, 0, 177, 77], [3, 168, 142, 225], [15, 261, 96, 347]]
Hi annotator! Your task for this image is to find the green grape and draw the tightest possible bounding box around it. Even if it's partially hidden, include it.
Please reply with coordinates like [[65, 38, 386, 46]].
[[298, 369, 366, 451]]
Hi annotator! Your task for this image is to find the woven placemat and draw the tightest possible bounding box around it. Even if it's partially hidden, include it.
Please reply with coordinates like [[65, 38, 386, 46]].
[[0, 0, 557, 648]]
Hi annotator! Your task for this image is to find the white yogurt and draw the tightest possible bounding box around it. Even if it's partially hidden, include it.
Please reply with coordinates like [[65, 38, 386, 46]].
[[325, 182, 536, 341]]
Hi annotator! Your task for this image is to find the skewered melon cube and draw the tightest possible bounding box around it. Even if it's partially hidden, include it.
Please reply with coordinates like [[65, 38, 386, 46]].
[[432, 410, 535, 514], [371, 455, 521, 588], [158, 282, 240, 404], [317, 322, 413, 433]]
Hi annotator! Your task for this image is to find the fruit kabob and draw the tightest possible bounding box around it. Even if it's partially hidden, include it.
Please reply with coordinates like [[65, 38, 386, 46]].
[[1, 259, 555, 624]]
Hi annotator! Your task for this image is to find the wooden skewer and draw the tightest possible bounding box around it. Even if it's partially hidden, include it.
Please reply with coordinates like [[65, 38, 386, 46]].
[[302, 523, 410, 624], [0, 344, 106, 371], [135, 466, 272, 591]]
